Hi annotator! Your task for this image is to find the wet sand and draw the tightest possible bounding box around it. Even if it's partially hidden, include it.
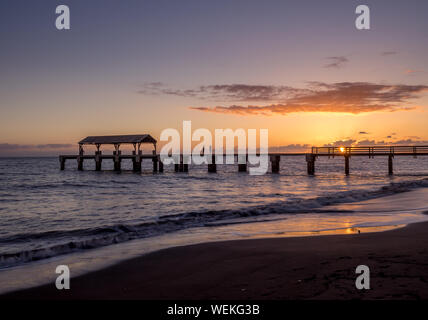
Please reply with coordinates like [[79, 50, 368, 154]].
[[2, 221, 428, 300]]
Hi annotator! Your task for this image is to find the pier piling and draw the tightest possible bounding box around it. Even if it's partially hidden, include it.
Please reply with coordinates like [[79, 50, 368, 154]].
[[77, 156, 83, 171], [179, 155, 183, 172], [270, 155, 280, 173], [60, 156, 65, 170], [152, 154, 158, 172], [388, 154, 394, 175], [208, 155, 217, 173], [238, 154, 247, 172], [345, 156, 350, 176], [306, 154, 315, 175], [132, 151, 142, 172], [95, 151, 102, 171], [158, 156, 164, 173], [183, 155, 189, 172], [113, 151, 121, 172], [238, 164, 247, 172]]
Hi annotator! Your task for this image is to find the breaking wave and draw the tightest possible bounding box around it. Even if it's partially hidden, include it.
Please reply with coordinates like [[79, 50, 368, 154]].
[[1, 178, 427, 268]]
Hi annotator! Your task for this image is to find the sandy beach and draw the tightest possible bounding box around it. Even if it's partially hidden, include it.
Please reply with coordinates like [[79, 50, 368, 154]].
[[2, 221, 428, 300]]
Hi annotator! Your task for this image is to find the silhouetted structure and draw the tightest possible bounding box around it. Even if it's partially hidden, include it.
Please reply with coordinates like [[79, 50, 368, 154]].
[[307, 146, 428, 176], [60, 134, 159, 172], [59, 140, 428, 175]]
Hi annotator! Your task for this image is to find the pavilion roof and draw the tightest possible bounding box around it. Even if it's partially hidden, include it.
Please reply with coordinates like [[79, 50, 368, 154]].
[[79, 134, 157, 145]]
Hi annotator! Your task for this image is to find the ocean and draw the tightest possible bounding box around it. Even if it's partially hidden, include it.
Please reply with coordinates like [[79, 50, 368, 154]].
[[0, 155, 428, 292]]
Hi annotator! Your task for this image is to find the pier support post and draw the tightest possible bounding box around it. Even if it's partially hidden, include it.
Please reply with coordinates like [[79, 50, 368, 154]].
[[270, 155, 280, 173], [132, 151, 141, 172], [133, 161, 141, 172], [174, 154, 180, 172], [59, 156, 65, 170], [208, 154, 217, 173], [238, 154, 247, 172], [113, 151, 121, 172], [183, 155, 192, 172], [238, 164, 247, 172], [77, 144, 84, 171], [181, 154, 189, 172], [152, 154, 158, 172], [388, 155, 394, 175], [158, 156, 164, 173], [306, 154, 315, 175], [345, 156, 350, 176], [95, 151, 102, 171], [77, 156, 83, 171], [178, 155, 185, 172]]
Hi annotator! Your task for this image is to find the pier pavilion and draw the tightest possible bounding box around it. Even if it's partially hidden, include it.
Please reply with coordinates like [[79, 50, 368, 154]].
[[60, 134, 159, 172]]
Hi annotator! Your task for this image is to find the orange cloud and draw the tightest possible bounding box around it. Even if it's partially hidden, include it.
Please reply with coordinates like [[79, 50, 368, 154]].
[[323, 139, 428, 147], [187, 82, 428, 116], [404, 69, 420, 75]]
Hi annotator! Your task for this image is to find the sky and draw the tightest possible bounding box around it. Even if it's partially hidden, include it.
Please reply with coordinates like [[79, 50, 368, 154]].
[[0, 0, 427, 155]]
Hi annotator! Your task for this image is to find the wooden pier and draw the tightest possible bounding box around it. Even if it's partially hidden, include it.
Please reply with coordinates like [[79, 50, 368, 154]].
[[59, 137, 428, 176], [306, 146, 428, 176]]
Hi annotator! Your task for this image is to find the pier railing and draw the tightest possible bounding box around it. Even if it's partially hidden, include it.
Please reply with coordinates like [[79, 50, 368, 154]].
[[311, 145, 428, 157], [304, 145, 428, 176]]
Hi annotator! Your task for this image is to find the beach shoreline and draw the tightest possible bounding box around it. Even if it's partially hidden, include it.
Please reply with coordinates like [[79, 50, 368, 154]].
[[2, 221, 428, 300]]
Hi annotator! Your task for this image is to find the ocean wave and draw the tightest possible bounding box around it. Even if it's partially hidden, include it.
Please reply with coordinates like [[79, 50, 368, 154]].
[[0, 178, 427, 268]]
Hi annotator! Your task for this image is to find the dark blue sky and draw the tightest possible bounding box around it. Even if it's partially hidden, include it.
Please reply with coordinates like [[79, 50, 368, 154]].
[[0, 0, 427, 153]]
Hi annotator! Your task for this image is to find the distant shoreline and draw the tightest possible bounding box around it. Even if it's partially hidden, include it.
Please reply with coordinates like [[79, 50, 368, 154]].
[[3, 221, 428, 300]]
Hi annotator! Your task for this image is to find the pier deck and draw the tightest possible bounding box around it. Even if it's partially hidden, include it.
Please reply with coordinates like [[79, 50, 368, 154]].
[[59, 137, 428, 176], [306, 146, 428, 175], [310, 146, 428, 157]]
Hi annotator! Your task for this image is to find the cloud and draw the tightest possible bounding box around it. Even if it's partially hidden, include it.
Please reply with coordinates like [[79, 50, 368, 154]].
[[269, 144, 311, 152], [392, 139, 428, 145], [324, 56, 348, 69], [138, 82, 202, 98], [404, 69, 420, 75], [386, 132, 400, 139], [321, 138, 428, 147], [381, 51, 397, 56], [323, 140, 356, 147], [0, 143, 73, 151], [139, 81, 428, 116], [188, 82, 428, 116], [354, 139, 386, 146], [139, 83, 306, 102]]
